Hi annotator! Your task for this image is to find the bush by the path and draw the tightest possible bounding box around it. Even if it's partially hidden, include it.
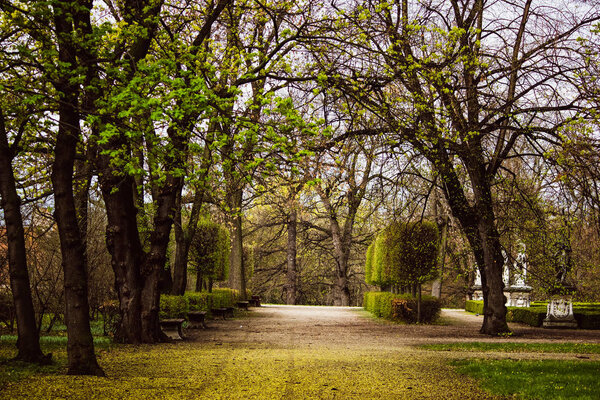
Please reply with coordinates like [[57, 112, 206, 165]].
[[465, 300, 600, 329], [464, 300, 484, 314], [364, 292, 441, 323], [159, 295, 189, 319], [161, 288, 241, 319]]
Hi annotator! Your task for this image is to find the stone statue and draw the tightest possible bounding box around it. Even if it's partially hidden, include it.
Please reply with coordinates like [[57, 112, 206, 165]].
[[554, 242, 571, 285]]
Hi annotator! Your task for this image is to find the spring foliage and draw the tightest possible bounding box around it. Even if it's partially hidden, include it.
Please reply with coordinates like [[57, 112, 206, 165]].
[[365, 221, 439, 287]]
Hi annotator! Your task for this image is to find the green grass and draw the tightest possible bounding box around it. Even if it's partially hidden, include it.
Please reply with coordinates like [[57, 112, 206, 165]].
[[420, 342, 600, 354], [453, 359, 600, 400]]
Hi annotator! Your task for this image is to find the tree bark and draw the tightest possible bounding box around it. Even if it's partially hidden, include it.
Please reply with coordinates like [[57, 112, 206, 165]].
[[98, 170, 144, 344], [0, 111, 48, 364], [226, 184, 247, 299], [140, 172, 183, 343], [172, 194, 188, 295], [431, 208, 449, 298], [171, 139, 212, 295], [432, 147, 509, 335], [50, 3, 104, 375], [285, 208, 298, 305]]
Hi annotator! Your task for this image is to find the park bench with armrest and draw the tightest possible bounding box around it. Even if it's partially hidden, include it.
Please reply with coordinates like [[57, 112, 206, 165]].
[[160, 318, 185, 340]]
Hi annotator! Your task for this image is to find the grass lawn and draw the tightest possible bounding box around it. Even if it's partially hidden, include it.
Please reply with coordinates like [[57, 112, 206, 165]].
[[453, 359, 600, 400], [420, 342, 600, 354]]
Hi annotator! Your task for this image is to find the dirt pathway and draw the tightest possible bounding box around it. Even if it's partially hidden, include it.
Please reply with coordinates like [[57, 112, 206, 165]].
[[192, 305, 600, 348]]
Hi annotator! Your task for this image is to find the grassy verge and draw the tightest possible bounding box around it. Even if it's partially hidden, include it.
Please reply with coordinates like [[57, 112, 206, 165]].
[[452, 359, 600, 400], [420, 342, 600, 354]]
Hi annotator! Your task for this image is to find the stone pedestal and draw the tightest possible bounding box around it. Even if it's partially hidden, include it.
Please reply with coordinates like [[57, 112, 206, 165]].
[[467, 285, 531, 308], [505, 285, 532, 307], [543, 296, 577, 328]]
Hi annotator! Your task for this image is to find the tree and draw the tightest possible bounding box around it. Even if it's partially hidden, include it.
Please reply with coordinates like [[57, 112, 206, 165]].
[[0, 107, 48, 364], [316, 0, 599, 334]]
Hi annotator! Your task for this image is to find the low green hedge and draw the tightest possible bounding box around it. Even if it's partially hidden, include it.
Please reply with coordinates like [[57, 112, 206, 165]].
[[574, 311, 600, 330], [210, 288, 240, 308], [465, 300, 484, 314], [159, 295, 189, 319], [507, 307, 546, 327], [161, 288, 241, 319], [184, 292, 211, 312], [364, 292, 441, 323], [467, 300, 600, 329]]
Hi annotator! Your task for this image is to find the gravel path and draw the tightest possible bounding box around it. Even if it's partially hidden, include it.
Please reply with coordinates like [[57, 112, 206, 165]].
[[190, 305, 600, 348]]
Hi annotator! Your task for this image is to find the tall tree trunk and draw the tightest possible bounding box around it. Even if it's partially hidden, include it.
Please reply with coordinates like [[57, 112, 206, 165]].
[[434, 150, 508, 335], [140, 174, 183, 343], [329, 218, 352, 307], [0, 112, 48, 364], [171, 156, 211, 295], [431, 214, 449, 298], [98, 172, 144, 344], [172, 194, 188, 295], [285, 208, 298, 305], [226, 186, 247, 299], [51, 4, 104, 376]]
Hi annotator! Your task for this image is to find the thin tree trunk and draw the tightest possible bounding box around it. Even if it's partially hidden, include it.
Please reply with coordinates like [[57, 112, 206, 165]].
[[431, 215, 448, 298], [227, 186, 247, 299], [172, 136, 213, 295], [172, 192, 188, 295], [285, 208, 298, 305], [417, 283, 422, 323], [0, 111, 48, 364]]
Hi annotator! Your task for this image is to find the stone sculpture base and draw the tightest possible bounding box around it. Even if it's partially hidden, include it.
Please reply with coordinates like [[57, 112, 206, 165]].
[[543, 297, 577, 329]]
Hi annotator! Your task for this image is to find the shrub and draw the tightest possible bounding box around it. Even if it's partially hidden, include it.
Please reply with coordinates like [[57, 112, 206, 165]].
[[574, 311, 600, 330], [159, 295, 189, 319], [363, 291, 441, 323], [210, 288, 239, 307], [0, 290, 15, 331], [465, 300, 484, 314], [391, 294, 441, 323], [507, 307, 546, 327], [184, 292, 211, 312], [98, 300, 121, 337]]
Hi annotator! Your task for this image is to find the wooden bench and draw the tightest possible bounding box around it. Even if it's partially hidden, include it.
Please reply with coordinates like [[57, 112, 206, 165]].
[[187, 311, 207, 329], [237, 301, 250, 311], [160, 318, 185, 340], [224, 306, 235, 319], [211, 307, 227, 319], [249, 295, 261, 307]]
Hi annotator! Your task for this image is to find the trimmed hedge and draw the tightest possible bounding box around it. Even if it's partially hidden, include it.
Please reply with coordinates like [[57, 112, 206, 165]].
[[364, 291, 441, 323], [465, 300, 484, 314], [161, 288, 241, 319], [574, 311, 600, 330], [184, 291, 211, 312], [466, 300, 600, 329], [159, 295, 189, 319], [507, 307, 546, 327], [391, 295, 441, 324]]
